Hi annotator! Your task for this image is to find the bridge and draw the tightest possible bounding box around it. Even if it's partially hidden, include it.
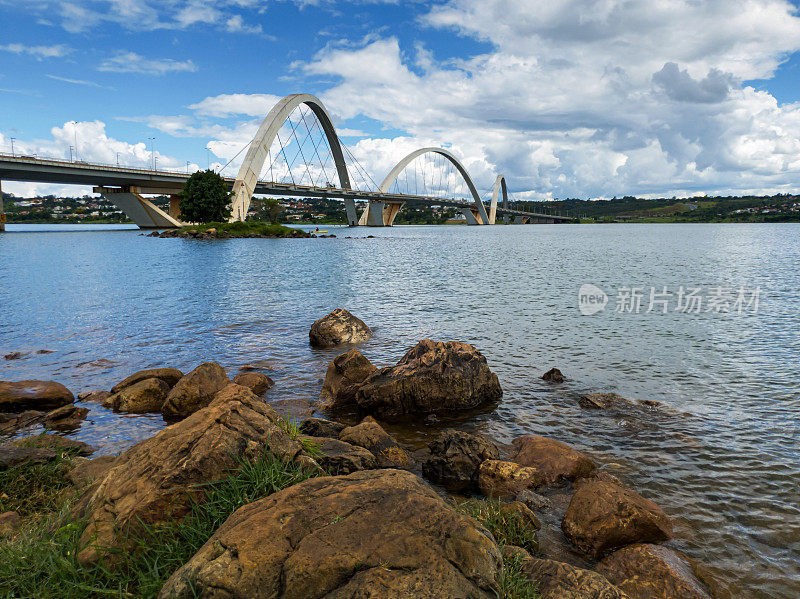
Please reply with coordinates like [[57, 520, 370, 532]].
[[0, 93, 573, 230]]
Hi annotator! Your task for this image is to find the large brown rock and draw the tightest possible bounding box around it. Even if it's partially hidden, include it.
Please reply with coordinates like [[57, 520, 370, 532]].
[[307, 436, 379, 474], [512, 435, 596, 486], [478, 459, 543, 499], [422, 429, 499, 492], [110, 367, 184, 394], [0, 445, 57, 470], [298, 417, 346, 438], [0, 410, 45, 434], [513, 554, 629, 599], [160, 362, 229, 421], [68, 455, 117, 487], [74, 390, 315, 565], [159, 469, 503, 599], [10, 433, 95, 456], [231, 372, 274, 396], [596, 544, 713, 599], [103, 378, 170, 413], [339, 416, 413, 469], [309, 308, 372, 348], [562, 478, 673, 558], [42, 404, 89, 431], [0, 380, 74, 412], [317, 348, 376, 410], [355, 339, 502, 419]]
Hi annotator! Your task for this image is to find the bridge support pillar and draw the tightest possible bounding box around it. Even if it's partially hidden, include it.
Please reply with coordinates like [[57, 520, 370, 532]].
[[383, 202, 404, 226], [344, 198, 358, 226], [0, 179, 5, 232], [513, 215, 530, 224], [461, 208, 481, 225], [169, 194, 182, 220], [95, 186, 183, 229]]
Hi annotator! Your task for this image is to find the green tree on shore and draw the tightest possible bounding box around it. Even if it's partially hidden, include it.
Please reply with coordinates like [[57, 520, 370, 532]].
[[179, 170, 232, 223]]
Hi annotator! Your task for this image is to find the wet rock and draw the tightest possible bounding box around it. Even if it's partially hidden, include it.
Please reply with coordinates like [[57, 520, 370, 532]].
[[422, 429, 499, 492], [516, 488, 551, 511], [160, 362, 229, 422], [339, 416, 413, 469], [307, 436, 379, 474], [512, 435, 596, 486], [596, 544, 713, 599], [424, 413, 440, 425], [500, 500, 542, 532], [110, 367, 184, 394], [515, 555, 629, 599], [317, 348, 376, 410], [0, 445, 57, 470], [0, 410, 45, 434], [562, 478, 673, 558], [159, 469, 503, 599], [78, 390, 111, 404], [42, 404, 89, 431], [542, 367, 565, 383], [0, 380, 74, 412], [298, 417, 346, 438], [36, 349, 54, 354], [3, 352, 26, 360], [355, 339, 503, 420], [74, 391, 314, 565], [0, 511, 21, 539], [10, 433, 95, 457], [309, 308, 372, 348], [478, 459, 543, 499], [579, 393, 629, 409], [268, 397, 313, 419], [68, 455, 117, 487], [231, 372, 274, 396], [103, 378, 170, 413]]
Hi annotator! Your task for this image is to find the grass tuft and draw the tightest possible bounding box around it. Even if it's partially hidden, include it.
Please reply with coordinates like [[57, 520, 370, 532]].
[[275, 415, 322, 457], [457, 498, 539, 553], [497, 553, 539, 599], [0, 451, 78, 516]]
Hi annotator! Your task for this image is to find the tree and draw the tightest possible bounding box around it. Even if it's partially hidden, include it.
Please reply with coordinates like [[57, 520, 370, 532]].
[[179, 170, 232, 223]]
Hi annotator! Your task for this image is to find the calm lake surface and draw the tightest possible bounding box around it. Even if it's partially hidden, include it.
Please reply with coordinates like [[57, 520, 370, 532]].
[[1, 223, 798, 598]]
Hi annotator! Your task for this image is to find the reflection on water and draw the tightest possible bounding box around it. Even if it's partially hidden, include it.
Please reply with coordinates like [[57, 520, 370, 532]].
[[1, 223, 798, 598]]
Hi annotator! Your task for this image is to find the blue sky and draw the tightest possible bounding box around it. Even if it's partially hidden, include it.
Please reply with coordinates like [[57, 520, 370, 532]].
[[2, 0, 800, 200]]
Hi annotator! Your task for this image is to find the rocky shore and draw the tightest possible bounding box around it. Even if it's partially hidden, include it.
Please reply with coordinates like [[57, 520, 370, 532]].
[[0, 308, 720, 598], [146, 221, 337, 239]]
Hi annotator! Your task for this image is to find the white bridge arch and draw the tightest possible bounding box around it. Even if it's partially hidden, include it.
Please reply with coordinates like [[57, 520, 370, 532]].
[[489, 174, 508, 225]]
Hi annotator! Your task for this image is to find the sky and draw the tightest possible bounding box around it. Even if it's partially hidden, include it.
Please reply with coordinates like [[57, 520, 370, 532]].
[[2, 0, 800, 200]]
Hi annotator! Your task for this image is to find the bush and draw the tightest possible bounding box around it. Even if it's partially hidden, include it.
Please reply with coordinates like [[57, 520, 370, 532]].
[[179, 170, 232, 223]]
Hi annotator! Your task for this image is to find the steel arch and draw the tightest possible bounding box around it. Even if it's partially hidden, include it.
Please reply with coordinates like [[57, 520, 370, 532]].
[[229, 93, 353, 223]]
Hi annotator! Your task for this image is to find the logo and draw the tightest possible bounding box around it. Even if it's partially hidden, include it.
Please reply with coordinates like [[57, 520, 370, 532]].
[[578, 284, 608, 315]]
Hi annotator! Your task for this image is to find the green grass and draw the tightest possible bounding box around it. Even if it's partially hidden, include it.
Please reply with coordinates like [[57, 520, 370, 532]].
[[0, 451, 319, 598], [457, 498, 539, 553], [497, 553, 540, 599], [183, 221, 311, 237], [0, 447, 81, 516], [275, 415, 322, 457]]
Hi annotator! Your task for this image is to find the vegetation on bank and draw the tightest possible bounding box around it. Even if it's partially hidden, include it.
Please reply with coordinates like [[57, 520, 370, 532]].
[[178, 170, 233, 223], [164, 221, 313, 238]]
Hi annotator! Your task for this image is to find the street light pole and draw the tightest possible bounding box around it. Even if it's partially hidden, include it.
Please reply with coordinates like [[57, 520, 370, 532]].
[[10, 138, 15, 157], [148, 137, 156, 170]]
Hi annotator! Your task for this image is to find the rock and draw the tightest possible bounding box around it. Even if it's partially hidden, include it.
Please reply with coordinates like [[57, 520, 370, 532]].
[[78, 390, 111, 404], [36, 349, 54, 354], [110, 367, 184, 394], [579, 393, 630, 409], [298, 417, 346, 438], [160, 362, 229, 421], [516, 488, 551, 511], [309, 308, 372, 348], [422, 429, 499, 492], [596, 544, 713, 599], [4, 352, 25, 360], [512, 435, 596, 486], [500, 500, 542, 531], [516, 556, 629, 599], [159, 469, 503, 599], [307, 436, 379, 474], [231, 372, 274, 396], [205, 228, 217, 235], [562, 478, 673, 558], [355, 339, 503, 420], [424, 413, 439, 425], [74, 390, 314, 565], [478, 459, 543, 498], [10, 433, 95, 456], [0, 380, 74, 412], [0, 410, 45, 434], [43, 404, 89, 430], [542, 367, 565, 383], [268, 398, 313, 419], [339, 416, 413, 469], [68, 455, 117, 487], [0, 511, 21, 539], [0, 445, 57, 470], [317, 349, 376, 410], [103, 378, 170, 413]]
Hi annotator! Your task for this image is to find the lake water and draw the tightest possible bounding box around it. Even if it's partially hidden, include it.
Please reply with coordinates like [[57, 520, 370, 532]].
[[1, 223, 798, 598]]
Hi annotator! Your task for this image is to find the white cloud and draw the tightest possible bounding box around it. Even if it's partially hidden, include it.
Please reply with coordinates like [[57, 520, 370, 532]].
[[0, 43, 72, 59], [188, 93, 282, 117], [45, 74, 105, 88], [98, 52, 197, 75]]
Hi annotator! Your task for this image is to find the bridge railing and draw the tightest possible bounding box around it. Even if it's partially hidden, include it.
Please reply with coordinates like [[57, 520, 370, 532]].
[[0, 152, 196, 178]]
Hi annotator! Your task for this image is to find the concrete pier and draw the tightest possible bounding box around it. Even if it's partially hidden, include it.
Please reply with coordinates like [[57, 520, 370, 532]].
[[0, 179, 5, 232]]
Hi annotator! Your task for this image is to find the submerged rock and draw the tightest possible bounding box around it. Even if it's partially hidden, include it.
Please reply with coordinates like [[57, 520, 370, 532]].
[[0, 380, 74, 412], [478, 459, 543, 499], [74, 389, 315, 565], [309, 308, 372, 348], [512, 435, 596, 486], [161, 362, 229, 421], [110, 367, 184, 394], [422, 429, 499, 492], [42, 404, 89, 430], [78, 390, 111, 404], [596, 543, 713, 599], [317, 348, 376, 410], [103, 378, 170, 413], [561, 478, 673, 558], [298, 417, 347, 438], [231, 372, 274, 396], [542, 367, 565, 383], [339, 416, 413, 469], [355, 339, 502, 420], [159, 469, 503, 599]]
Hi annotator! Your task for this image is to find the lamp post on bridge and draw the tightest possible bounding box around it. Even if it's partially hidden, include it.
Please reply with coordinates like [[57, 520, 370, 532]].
[[0, 179, 5, 232]]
